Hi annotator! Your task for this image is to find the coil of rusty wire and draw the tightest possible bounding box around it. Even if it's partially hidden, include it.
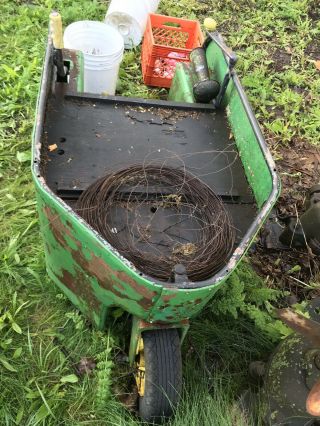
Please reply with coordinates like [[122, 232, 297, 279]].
[[76, 165, 235, 282]]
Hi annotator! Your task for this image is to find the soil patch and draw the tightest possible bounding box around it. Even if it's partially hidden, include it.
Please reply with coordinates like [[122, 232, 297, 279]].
[[251, 139, 320, 301], [272, 49, 292, 72], [276, 140, 320, 217], [305, 38, 320, 61], [308, 0, 320, 22], [251, 245, 320, 302]]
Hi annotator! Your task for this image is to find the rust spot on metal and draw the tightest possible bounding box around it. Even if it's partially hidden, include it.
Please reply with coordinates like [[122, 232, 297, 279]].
[[117, 271, 157, 300], [138, 319, 189, 328], [156, 298, 205, 315], [278, 308, 320, 348], [139, 319, 172, 329], [66, 219, 74, 229], [112, 281, 126, 293], [44, 207, 73, 245], [57, 268, 102, 314], [43, 206, 158, 311], [173, 303, 188, 309], [74, 252, 157, 310], [162, 294, 177, 302]]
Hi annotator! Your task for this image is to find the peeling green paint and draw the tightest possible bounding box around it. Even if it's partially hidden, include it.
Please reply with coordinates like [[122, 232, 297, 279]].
[[148, 286, 222, 323], [32, 39, 279, 344], [35, 188, 223, 327]]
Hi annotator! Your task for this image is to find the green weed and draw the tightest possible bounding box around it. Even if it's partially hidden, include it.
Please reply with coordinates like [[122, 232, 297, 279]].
[[209, 263, 290, 342]]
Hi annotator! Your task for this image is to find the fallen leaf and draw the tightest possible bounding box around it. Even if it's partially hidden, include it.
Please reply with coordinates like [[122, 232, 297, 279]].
[[48, 144, 57, 152], [112, 308, 125, 319], [76, 357, 96, 375], [315, 60, 320, 70], [117, 386, 138, 411], [2, 64, 18, 78], [16, 151, 31, 163], [173, 243, 197, 256], [15, 407, 24, 424], [0, 356, 17, 372], [11, 322, 22, 334], [60, 374, 79, 383], [286, 264, 301, 274], [13, 347, 23, 359], [34, 404, 50, 422]]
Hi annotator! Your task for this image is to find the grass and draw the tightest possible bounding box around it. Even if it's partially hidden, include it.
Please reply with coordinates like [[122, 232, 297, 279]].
[[1, 0, 319, 424]]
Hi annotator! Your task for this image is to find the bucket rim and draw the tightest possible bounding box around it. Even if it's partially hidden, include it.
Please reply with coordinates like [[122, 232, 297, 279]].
[[63, 20, 124, 57]]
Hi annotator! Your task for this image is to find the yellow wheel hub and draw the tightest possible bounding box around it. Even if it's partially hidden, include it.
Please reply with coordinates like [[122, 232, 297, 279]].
[[135, 336, 145, 397]]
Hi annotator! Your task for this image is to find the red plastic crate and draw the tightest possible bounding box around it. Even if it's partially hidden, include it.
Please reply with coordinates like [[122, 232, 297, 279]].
[[141, 14, 204, 88]]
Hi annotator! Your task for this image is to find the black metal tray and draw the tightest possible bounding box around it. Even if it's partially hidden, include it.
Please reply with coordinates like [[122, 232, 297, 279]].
[[42, 94, 256, 244]]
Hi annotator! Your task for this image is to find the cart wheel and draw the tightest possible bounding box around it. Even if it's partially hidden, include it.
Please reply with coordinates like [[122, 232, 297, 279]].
[[135, 328, 182, 424]]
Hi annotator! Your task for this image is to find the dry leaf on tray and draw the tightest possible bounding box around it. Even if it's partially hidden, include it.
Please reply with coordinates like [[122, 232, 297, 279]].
[[48, 144, 57, 152]]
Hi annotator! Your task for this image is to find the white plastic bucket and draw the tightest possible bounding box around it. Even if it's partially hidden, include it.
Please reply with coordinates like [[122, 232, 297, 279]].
[[63, 21, 124, 95], [105, 0, 156, 48]]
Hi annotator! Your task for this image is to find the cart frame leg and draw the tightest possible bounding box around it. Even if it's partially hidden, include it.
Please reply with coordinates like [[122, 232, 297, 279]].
[[128, 316, 189, 365]]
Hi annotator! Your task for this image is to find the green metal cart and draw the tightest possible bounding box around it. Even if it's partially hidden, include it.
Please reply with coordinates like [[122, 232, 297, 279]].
[[32, 29, 280, 422]]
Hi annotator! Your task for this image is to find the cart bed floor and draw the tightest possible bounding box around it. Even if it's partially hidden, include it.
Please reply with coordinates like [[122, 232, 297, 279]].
[[42, 95, 257, 244]]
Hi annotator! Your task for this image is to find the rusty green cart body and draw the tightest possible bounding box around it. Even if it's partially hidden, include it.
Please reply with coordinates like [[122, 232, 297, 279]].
[[32, 31, 280, 422]]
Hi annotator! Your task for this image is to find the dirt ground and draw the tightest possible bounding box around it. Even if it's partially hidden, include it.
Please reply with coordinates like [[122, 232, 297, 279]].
[[249, 30, 320, 301], [251, 142, 320, 301]]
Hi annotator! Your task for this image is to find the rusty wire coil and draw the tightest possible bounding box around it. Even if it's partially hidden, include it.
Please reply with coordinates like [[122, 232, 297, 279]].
[[76, 165, 235, 282]]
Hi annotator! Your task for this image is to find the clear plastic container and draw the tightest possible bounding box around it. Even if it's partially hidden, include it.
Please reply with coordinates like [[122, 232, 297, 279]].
[[144, 0, 161, 12], [105, 0, 159, 48]]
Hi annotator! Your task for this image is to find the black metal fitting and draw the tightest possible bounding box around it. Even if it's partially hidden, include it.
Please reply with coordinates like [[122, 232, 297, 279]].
[[203, 31, 238, 108], [171, 264, 188, 284]]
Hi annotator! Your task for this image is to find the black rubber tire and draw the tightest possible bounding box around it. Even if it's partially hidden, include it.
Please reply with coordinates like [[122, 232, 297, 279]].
[[138, 328, 182, 424]]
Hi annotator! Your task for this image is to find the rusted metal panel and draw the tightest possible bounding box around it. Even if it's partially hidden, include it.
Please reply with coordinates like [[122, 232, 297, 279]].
[[35, 177, 226, 328], [36, 184, 225, 327], [148, 285, 223, 323], [37, 192, 165, 326]]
